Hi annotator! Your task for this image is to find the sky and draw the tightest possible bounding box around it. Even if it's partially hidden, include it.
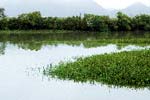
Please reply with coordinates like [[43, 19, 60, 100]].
[[0, 0, 150, 16], [94, 0, 150, 9], [0, 0, 150, 9]]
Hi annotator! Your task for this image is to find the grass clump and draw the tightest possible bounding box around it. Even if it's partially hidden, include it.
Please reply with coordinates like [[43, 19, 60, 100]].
[[45, 50, 150, 88]]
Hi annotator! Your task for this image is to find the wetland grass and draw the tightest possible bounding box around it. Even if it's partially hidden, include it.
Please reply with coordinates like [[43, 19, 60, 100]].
[[45, 50, 150, 88]]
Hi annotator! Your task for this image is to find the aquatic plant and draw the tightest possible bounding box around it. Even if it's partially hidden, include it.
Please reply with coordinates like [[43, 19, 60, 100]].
[[45, 50, 150, 88]]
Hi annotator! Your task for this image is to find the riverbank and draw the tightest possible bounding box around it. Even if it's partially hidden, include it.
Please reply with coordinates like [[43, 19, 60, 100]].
[[0, 30, 150, 35]]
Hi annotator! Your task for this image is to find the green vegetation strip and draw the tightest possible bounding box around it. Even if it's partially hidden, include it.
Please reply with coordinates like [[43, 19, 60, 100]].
[[45, 50, 150, 88]]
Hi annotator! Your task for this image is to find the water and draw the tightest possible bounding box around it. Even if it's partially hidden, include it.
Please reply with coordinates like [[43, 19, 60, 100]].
[[0, 42, 150, 100]]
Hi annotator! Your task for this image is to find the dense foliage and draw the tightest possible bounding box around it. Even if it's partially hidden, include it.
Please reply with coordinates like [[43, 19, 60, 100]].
[[45, 50, 150, 88], [0, 8, 150, 31]]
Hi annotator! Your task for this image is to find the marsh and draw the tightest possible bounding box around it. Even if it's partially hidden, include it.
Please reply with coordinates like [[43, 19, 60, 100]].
[[0, 31, 150, 100]]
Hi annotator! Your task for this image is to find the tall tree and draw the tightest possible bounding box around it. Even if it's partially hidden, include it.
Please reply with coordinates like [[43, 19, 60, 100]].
[[18, 11, 42, 29], [132, 14, 150, 31], [0, 8, 5, 18], [117, 12, 132, 31]]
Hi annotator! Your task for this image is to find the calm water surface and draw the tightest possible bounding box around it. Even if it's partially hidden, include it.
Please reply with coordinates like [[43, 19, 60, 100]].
[[0, 42, 150, 100]]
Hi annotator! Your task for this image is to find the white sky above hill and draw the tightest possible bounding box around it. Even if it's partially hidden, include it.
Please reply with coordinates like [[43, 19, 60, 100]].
[[94, 0, 150, 9], [0, 0, 150, 9]]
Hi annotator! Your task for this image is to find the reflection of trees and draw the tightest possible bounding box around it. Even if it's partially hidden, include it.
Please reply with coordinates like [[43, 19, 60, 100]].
[[0, 32, 149, 51], [17, 42, 43, 51], [0, 42, 6, 55]]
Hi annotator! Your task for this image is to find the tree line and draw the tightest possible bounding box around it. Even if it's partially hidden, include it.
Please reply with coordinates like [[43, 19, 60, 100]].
[[0, 8, 150, 31]]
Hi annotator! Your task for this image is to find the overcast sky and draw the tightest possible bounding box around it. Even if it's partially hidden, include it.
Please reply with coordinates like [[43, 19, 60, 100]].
[[0, 0, 150, 16], [1, 0, 150, 9]]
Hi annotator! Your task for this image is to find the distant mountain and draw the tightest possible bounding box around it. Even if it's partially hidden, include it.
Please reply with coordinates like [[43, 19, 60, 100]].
[[107, 2, 150, 17], [2, 1, 150, 17], [4, 0, 109, 17], [121, 2, 150, 16]]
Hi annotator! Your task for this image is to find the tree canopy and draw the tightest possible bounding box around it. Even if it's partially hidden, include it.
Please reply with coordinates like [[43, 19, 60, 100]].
[[0, 9, 150, 32]]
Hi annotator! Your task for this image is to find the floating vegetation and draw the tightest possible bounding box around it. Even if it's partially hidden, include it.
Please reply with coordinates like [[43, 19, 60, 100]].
[[44, 50, 150, 88]]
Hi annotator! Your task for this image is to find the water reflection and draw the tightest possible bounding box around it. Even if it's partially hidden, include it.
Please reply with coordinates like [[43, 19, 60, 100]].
[[0, 43, 6, 55], [0, 32, 150, 100], [0, 31, 149, 51], [0, 42, 150, 100]]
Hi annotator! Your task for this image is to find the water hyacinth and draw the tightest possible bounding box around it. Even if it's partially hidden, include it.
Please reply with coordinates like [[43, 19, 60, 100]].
[[45, 50, 150, 88]]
